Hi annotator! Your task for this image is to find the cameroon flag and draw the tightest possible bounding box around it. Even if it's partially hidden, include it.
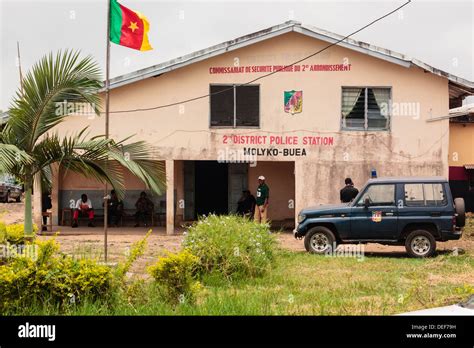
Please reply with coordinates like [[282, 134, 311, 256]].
[[109, 0, 152, 51]]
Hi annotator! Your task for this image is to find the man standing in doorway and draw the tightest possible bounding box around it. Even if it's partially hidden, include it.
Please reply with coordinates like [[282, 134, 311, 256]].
[[340, 177, 359, 203], [254, 175, 269, 223]]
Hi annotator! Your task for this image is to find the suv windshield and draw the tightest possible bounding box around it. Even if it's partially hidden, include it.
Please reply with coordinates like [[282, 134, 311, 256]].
[[355, 184, 395, 207]]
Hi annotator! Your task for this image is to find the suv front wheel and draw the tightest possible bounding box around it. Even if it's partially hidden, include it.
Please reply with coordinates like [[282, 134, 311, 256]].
[[304, 226, 337, 254], [405, 230, 436, 258]]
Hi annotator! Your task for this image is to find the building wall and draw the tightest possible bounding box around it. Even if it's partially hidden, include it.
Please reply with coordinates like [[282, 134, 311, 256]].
[[54, 31, 450, 221], [449, 123, 474, 166], [448, 122, 474, 212], [248, 161, 295, 221]]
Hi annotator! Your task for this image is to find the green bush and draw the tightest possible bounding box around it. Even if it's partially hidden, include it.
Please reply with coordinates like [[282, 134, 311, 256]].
[[182, 214, 277, 279], [0, 239, 113, 313], [148, 249, 201, 305], [0, 222, 38, 245]]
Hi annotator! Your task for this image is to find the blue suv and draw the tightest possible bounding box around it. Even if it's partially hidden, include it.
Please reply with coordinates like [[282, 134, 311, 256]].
[[294, 177, 466, 258]]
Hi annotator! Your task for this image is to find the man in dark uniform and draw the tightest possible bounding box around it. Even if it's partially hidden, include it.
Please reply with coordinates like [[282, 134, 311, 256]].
[[106, 190, 123, 227], [340, 178, 359, 203], [237, 190, 256, 218], [134, 191, 154, 227]]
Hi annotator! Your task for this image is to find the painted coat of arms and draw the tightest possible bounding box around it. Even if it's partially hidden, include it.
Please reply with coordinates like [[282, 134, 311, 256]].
[[284, 90, 303, 114], [371, 211, 382, 223]]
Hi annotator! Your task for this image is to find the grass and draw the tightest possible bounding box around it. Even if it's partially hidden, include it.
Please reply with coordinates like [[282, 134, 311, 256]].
[[12, 248, 474, 316], [6, 215, 474, 316]]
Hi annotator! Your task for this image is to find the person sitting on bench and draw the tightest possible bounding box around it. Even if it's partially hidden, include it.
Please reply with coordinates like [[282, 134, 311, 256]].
[[106, 189, 123, 227], [134, 191, 154, 227], [72, 194, 95, 228]]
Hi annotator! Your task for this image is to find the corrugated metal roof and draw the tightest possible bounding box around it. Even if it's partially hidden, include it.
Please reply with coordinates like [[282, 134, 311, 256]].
[[107, 20, 474, 96]]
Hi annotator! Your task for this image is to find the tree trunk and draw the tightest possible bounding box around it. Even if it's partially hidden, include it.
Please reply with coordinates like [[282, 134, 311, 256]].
[[24, 181, 34, 238]]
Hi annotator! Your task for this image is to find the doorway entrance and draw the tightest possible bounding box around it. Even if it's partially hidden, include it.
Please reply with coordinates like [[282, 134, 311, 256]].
[[195, 161, 229, 217], [183, 161, 249, 219]]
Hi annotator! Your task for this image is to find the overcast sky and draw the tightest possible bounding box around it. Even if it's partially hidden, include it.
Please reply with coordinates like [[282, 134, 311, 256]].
[[1, 0, 473, 110]]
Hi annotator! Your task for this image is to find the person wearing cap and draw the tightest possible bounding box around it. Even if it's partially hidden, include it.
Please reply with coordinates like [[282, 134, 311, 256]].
[[340, 177, 359, 203], [254, 175, 270, 223]]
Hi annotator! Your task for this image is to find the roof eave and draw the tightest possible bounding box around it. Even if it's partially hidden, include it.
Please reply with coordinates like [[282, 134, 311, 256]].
[[106, 22, 297, 91], [104, 21, 474, 93]]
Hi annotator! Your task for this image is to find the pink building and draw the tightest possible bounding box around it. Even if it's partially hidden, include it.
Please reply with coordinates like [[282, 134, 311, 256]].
[[42, 21, 474, 233]]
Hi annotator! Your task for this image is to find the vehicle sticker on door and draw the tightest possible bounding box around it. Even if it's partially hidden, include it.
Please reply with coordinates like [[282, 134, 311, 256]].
[[372, 211, 382, 222]]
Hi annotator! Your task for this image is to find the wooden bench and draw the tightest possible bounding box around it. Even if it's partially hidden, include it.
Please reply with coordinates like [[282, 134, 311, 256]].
[[61, 205, 169, 227], [61, 208, 104, 227]]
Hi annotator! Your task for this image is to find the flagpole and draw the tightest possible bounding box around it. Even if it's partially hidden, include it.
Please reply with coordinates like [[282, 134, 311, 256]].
[[104, 0, 111, 262], [17, 42, 24, 96]]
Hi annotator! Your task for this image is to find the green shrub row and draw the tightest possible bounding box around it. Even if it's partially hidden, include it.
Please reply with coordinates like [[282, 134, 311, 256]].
[[0, 215, 278, 311], [0, 239, 113, 313]]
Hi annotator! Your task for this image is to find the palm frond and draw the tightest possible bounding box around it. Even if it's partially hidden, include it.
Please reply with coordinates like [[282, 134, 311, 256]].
[[6, 50, 102, 152], [107, 139, 166, 196], [0, 143, 33, 175]]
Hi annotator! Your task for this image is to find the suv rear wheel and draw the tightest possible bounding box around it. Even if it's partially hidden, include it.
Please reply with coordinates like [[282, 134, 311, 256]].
[[304, 226, 336, 254], [454, 198, 466, 228], [405, 230, 436, 258]]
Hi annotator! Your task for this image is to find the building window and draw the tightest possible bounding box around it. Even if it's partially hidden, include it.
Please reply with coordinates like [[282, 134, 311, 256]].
[[341, 87, 391, 131], [210, 84, 259, 127]]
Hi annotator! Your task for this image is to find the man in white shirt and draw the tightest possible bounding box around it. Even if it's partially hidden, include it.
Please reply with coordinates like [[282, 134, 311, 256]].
[[72, 193, 95, 227]]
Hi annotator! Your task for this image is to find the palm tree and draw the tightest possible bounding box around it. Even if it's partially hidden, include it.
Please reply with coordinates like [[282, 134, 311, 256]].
[[0, 50, 165, 237]]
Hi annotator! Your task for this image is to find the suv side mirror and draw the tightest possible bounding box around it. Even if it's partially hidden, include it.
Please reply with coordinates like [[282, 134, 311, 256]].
[[364, 197, 370, 208]]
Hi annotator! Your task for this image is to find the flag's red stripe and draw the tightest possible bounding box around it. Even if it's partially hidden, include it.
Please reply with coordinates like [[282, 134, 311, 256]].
[[119, 4, 144, 50]]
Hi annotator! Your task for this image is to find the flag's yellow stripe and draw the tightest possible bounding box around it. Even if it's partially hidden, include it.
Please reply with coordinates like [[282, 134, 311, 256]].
[[136, 12, 153, 51]]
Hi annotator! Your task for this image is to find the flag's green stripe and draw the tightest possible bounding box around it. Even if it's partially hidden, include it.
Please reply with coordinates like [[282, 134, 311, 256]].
[[109, 0, 123, 44]]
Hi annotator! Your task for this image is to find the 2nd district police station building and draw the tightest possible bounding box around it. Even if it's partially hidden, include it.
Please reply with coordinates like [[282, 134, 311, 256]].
[[43, 21, 474, 233]]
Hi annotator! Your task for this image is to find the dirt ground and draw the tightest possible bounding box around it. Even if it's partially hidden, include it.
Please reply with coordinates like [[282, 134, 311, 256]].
[[2, 202, 473, 275]]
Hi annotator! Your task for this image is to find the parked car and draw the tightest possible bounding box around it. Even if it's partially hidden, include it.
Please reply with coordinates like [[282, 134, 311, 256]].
[[294, 177, 465, 258], [0, 179, 22, 203], [398, 295, 474, 315]]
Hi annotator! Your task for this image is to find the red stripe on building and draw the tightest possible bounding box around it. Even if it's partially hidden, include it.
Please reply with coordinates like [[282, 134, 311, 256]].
[[449, 166, 468, 181]]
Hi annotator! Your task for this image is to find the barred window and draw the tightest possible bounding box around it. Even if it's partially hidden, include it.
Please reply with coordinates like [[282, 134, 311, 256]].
[[341, 87, 391, 130]]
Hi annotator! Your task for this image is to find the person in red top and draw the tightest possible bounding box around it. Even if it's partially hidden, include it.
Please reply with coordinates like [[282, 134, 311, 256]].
[[72, 194, 95, 227]]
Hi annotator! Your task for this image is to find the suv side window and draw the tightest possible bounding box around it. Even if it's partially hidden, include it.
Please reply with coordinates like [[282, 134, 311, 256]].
[[404, 183, 447, 206], [356, 184, 395, 206]]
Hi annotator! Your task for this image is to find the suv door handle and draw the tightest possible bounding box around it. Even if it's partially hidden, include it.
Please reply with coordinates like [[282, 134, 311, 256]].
[[386, 212, 394, 216]]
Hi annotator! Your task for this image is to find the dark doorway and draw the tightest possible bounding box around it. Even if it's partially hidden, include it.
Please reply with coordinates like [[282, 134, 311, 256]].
[[195, 161, 229, 217]]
